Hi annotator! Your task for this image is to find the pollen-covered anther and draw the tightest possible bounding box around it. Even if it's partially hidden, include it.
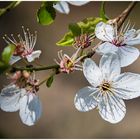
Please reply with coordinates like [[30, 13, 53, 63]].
[[100, 82, 111, 92]]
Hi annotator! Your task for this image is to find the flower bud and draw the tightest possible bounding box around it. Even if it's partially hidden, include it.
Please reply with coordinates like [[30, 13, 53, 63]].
[[22, 70, 30, 79]]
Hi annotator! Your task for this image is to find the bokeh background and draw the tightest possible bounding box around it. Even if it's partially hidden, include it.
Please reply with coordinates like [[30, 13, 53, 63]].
[[0, 1, 140, 138]]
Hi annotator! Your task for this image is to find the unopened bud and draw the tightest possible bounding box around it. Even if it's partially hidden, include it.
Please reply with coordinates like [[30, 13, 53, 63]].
[[12, 71, 22, 80], [22, 70, 30, 79]]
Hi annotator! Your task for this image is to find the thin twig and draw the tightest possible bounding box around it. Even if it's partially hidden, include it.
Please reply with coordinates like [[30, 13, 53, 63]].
[[0, 1, 21, 17], [12, 2, 137, 72], [12, 64, 60, 72]]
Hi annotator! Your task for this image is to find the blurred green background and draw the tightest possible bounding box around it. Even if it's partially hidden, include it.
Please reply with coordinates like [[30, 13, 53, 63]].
[[0, 1, 140, 138]]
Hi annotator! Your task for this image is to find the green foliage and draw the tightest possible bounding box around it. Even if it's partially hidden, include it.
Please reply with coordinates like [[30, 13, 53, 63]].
[[46, 75, 54, 88], [69, 23, 81, 36], [99, 2, 109, 21], [0, 44, 15, 75], [37, 2, 56, 26], [2, 44, 15, 64], [56, 17, 106, 47]]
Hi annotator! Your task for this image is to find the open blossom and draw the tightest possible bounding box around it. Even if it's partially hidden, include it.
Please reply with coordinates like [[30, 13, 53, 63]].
[[95, 22, 140, 67], [55, 47, 83, 73], [0, 72, 42, 126], [3, 26, 41, 65], [53, 1, 89, 14], [74, 53, 140, 123]]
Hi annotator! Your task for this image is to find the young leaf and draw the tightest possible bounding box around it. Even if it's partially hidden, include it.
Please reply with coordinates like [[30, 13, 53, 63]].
[[69, 23, 81, 36], [0, 61, 9, 75], [37, 2, 56, 26], [46, 75, 54, 88], [56, 32, 74, 46], [56, 17, 105, 47], [2, 44, 15, 64], [99, 2, 109, 21]]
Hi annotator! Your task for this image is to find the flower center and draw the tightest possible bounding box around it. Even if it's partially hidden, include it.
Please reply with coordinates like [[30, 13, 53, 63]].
[[112, 34, 124, 47], [65, 59, 74, 68], [74, 34, 93, 49], [13, 44, 25, 56], [100, 82, 111, 92]]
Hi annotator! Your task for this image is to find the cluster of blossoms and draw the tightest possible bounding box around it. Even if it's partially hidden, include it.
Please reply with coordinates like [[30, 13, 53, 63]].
[[1, 2, 140, 126], [74, 21, 140, 123], [0, 71, 41, 126], [0, 2, 91, 126], [0, 27, 42, 126]]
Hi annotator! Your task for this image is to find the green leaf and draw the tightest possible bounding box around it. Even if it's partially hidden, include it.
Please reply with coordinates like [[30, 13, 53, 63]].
[[56, 32, 74, 46], [37, 2, 56, 26], [2, 44, 15, 64], [69, 23, 81, 36], [56, 17, 105, 47], [46, 75, 54, 88], [0, 61, 9, 75], [99, 2, 109, 21]]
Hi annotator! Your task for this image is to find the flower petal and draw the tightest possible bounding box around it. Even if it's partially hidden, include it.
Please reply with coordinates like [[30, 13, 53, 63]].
[[83, 58, 103, 87], [96, 42, 118, 55], [0, 84, 24, 112], [10, 56, 21, 65], [53, 1, 70, 14], [74, 86, 99, 112], [98, 93, 126, 123], [26, 50, 41, 62], [124, 29, 140, 45], [19, 94, 42, 126], [99, 53, 121, 81], [112, 72, 140, 100], [95, 22, 114, 42], [68, 1, 89, 6], [118, 46, 139, 67]]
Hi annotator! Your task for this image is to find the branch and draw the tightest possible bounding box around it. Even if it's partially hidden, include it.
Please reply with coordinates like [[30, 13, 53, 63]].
[[114, 1, 137, 29], [0, 1, 21, 17], [12, 64, 60, 72], [12, 2, 137, 72], [83, 1, 137, 60]]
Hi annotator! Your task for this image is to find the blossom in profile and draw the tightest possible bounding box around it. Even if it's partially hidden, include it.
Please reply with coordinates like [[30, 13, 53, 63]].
[[0, 72, 42, 126], [3, 26, 41, 65], [95, 22, 140, 67], [53, 1, 89, 14], [55, 47, 83, 73], [74, 53, 140, 123]]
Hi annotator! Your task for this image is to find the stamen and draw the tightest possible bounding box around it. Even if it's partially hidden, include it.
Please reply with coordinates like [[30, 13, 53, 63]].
[[3, 36, 10, 44], [58, 50, 63, 60], [11, 34, 17, 44], [4, 34, 16, 45], [22, 26, 29, 50], [122, 20, 130, 33], [32, 32, 37, 49]]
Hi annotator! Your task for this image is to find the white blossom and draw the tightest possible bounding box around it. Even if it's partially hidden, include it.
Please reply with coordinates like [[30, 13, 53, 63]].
[[3, 27, 41, 65], [95, 22, 140, 67], [0, 75, 42, 126], [53, 1, 89, 14], [74, 53, 140, 123]]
